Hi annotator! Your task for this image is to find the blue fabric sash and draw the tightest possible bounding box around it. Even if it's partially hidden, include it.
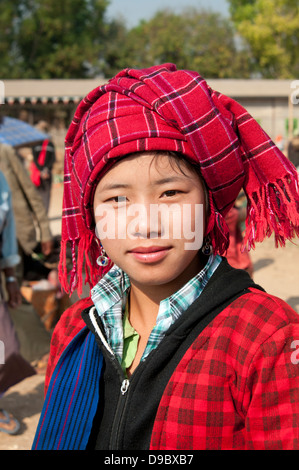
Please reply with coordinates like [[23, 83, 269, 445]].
[[32, 327, 103, 450]]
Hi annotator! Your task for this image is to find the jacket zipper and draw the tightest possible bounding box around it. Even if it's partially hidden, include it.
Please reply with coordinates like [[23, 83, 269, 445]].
[[109, 367, 131, 449], [88, 307, 132, 450], [121, 379, 130, 395]]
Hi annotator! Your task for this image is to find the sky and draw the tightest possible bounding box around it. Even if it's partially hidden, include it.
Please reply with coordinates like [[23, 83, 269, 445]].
[[105, 0, 229, 28]]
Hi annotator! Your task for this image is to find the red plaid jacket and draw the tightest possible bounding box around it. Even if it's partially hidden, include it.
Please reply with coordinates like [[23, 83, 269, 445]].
[[45, 289, 299, 450]]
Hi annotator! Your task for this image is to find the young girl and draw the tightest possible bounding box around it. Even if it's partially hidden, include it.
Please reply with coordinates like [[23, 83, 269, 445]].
[[33, 64, 299, 450]]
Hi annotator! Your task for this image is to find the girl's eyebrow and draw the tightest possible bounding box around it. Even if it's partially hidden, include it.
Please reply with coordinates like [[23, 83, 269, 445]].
[[153, 176, 187, 185], [101, 176, 186, 192], [101, 183, 131, 191]]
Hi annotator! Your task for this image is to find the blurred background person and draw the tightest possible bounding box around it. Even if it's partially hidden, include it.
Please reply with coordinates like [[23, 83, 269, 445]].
[[0, 170, 36, 435], [0, 141, 53, 282], [288, 131, 299, 171], [225, 196, 254, 278]]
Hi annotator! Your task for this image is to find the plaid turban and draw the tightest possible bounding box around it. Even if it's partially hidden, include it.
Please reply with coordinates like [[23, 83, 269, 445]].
[[59, 64, 299, 295]]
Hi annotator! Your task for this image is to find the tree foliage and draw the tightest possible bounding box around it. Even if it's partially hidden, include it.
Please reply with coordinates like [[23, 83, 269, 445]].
[[0, 0, 109, 78], [2, 1, 298, 79], [228, 0, 299, 78], [102, 8, 252, 79]]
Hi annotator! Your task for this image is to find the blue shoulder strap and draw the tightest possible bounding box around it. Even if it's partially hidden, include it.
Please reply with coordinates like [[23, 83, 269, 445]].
[[32, 328, 103, 450]]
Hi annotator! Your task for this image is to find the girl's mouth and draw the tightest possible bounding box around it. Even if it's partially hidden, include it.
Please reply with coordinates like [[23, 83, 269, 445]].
[[128, 246, 171, 263]]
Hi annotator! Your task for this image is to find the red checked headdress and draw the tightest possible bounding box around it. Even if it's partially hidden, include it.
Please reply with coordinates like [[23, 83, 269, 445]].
[[59, 64, 299, 295]]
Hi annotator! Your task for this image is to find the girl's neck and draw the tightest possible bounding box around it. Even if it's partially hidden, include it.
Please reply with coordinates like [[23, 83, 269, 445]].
[[128, 283, 160, 333], [128, 253, 205, 330]]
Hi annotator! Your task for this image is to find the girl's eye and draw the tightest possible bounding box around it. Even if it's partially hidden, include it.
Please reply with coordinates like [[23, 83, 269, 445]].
[[107, 196, 127, 204], [162, 190, 180, 197]]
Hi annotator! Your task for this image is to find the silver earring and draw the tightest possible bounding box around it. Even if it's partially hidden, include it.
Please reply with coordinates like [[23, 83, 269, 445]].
[[202, 236, 213, 256], [96, 246, 109, 267]]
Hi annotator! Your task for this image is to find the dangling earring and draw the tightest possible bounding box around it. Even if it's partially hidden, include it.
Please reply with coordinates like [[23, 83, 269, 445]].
[[96, 245, 109, 267], [201, 236, 213, 256]]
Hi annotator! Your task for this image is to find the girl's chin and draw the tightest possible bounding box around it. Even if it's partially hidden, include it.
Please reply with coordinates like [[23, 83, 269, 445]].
[[125, 266, 190, 291], [114, 249, 201, 288]]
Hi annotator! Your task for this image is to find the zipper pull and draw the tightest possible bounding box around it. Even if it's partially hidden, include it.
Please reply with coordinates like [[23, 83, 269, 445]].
[[121, 379, 130, 395]]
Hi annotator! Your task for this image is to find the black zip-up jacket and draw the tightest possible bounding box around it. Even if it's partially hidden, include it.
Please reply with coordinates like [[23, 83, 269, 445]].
[[82, 260, 259, 450]]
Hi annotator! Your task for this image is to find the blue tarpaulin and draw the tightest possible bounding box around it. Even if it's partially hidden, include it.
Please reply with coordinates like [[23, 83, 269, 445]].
[[0, 117, 49, 148]]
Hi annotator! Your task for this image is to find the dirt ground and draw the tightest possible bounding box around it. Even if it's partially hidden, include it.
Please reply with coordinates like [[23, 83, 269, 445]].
[[0, 183, 298, 450]]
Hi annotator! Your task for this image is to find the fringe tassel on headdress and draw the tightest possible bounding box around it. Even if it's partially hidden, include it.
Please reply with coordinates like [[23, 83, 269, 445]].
[[59, 234, 112, 297], [205, 191, 230, 255], [243, 176, 299, 250]]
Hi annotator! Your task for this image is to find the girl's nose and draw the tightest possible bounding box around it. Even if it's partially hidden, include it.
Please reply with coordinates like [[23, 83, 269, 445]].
[[127, 203, 163, 239]]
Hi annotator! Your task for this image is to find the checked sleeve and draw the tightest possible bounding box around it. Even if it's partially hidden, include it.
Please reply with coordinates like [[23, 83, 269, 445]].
[[244, 319, 299, 449]]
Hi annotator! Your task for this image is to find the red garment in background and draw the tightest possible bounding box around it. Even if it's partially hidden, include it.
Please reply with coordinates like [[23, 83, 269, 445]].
[[30, 139, 49, 187], [225, 206, 253, 276]]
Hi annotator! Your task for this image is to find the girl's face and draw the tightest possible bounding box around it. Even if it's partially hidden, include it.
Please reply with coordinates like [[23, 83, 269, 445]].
[[93, 152, 207, 292]]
